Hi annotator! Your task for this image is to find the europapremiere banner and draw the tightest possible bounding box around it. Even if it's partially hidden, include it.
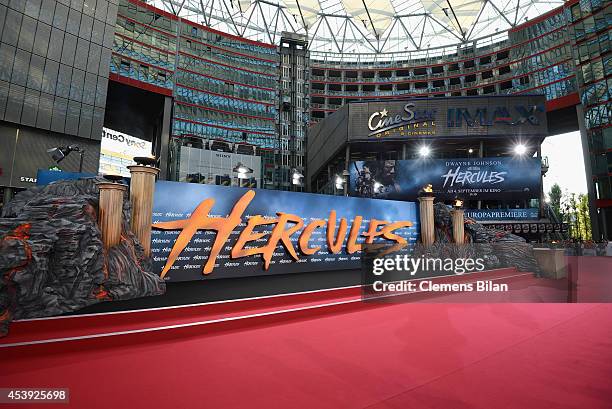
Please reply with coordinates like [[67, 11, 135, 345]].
[[150, 181, 420, 282], [350, 157, 541, 200], [464, 208, 539, 221]]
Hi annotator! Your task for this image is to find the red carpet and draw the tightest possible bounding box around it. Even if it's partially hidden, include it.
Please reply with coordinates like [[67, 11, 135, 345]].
[[0, 267, 547, 347], [1, 302, 611, 409], [1, 259, 611, 408]]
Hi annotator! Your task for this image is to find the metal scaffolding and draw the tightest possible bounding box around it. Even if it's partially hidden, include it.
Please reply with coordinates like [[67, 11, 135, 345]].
[[147, 0, 564, 55]]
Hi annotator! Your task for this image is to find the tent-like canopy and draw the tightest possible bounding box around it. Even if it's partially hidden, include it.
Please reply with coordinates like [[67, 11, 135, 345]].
[[148, 0, 564, 57]]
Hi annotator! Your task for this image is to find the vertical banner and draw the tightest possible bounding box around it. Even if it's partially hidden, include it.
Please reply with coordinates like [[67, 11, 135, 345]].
[[350, 157, 541, 200], [151, 181, 419, 281]]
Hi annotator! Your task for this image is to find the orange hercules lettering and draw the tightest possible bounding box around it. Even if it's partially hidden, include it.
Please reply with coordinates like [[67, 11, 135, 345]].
[[298, 219, 325, 255], [152, 190, 413, 276], [232, 213, 304, 268], [153, 190, 254, 277], [326, 210, 348, 254], [231, 215, 275, 261]]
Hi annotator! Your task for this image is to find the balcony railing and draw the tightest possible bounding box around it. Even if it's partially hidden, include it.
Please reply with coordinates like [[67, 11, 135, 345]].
[[309, 58, 514, 85], [309, 34, 509, 69]]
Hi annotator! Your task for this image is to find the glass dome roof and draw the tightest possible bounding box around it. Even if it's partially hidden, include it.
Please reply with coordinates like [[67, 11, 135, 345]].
[[147, 0, 564, 57]]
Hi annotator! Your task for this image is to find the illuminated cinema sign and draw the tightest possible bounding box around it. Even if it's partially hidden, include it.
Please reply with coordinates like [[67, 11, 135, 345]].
[[447, 105, 544, 128], [367, 104, 544, 138], [368, 103, 436, 137], [346, 96, 547, 142], [150, 181, 419, 281]]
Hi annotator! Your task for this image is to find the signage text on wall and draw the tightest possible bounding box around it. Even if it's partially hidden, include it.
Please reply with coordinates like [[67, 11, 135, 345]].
[[99, 127, 152, 178], [368, 103, 437, 137]]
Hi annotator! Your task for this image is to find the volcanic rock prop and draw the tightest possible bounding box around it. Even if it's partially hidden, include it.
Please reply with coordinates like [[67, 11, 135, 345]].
[[418, 203, 541, 274], [0, 178, 166, 337]]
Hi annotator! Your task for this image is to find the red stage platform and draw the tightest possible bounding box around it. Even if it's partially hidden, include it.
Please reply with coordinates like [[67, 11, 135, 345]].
[[1, 263, 611, 408]]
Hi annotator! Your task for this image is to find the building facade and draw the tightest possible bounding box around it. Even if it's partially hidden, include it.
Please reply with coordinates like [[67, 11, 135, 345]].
[[0, 0, 116, 206], [308, 5, 578, 123], [0, 0, 609, 236], [278, 32, 309, 190], [305, 0, 610, 238], [566, 0, 611, 239], [307, 95, 559, 240], [110, 0, 279, 187]]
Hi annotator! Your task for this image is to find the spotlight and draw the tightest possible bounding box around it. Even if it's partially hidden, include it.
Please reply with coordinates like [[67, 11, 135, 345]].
[[418, 146, 431, 158], [291, 168, 303, 185], [334, 175, 345, 190], [513, 144, 527, 156], [468, 148, 474, 154], [47, 147, 67, 163], [373, 181, 382, 193], [47, 145, 85, 172], [233, 162, 253, 179]]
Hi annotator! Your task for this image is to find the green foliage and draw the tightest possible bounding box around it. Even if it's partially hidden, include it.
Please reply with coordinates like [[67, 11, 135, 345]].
[[548, 183, 562, 220], [558, 190, 592, 240]]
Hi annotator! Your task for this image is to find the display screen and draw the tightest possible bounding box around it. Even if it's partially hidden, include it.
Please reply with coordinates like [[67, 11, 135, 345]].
[[350, 157, 542, 201], [99, 127, 152, 178]]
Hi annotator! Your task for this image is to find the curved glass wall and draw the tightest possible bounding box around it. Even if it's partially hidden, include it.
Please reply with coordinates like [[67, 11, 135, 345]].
[[307, 4, 580, 123]]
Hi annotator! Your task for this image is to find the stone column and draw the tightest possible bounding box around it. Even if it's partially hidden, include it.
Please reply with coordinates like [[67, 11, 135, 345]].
[[451, 209, 465, 244], [98, 182, 127, 249], [128, 165, 160, 256], [418, 196, 435, 245]]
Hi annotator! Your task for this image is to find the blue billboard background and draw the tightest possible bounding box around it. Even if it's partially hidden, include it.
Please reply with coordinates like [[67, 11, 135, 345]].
[[350, 157, 541, 200], [36, 169, 97, 185], [151, 181, 419, 281]]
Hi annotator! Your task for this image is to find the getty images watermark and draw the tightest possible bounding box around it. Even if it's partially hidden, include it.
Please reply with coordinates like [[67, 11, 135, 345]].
[[361, 245, 511, 301], [373, 254, 486, 276]]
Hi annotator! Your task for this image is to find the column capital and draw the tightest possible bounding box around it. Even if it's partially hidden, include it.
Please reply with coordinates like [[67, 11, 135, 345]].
[[96, 182, 128, 192], [127, 165, 160, 176], [418, 196, 435, 203]]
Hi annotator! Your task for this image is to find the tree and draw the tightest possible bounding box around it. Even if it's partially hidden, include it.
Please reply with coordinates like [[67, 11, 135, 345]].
[[548, 183, 563, 221], [569, 193, 581, 240], [578, 194, 592, 240], [561, 192, 592, 241]]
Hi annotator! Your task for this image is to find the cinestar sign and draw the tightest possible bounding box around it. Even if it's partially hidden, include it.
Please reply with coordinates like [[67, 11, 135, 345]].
[[368, 103, 436, 137], [367, 103, 544, 137]]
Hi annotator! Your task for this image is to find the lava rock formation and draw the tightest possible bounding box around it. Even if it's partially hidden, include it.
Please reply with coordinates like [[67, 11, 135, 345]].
[[0, 178, 166, 337], [422, 202, 541, 273]]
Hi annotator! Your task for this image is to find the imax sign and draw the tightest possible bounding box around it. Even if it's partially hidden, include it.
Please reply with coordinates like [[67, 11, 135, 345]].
[[447, 105, 545, 128], [345, 96, 548, 142]]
